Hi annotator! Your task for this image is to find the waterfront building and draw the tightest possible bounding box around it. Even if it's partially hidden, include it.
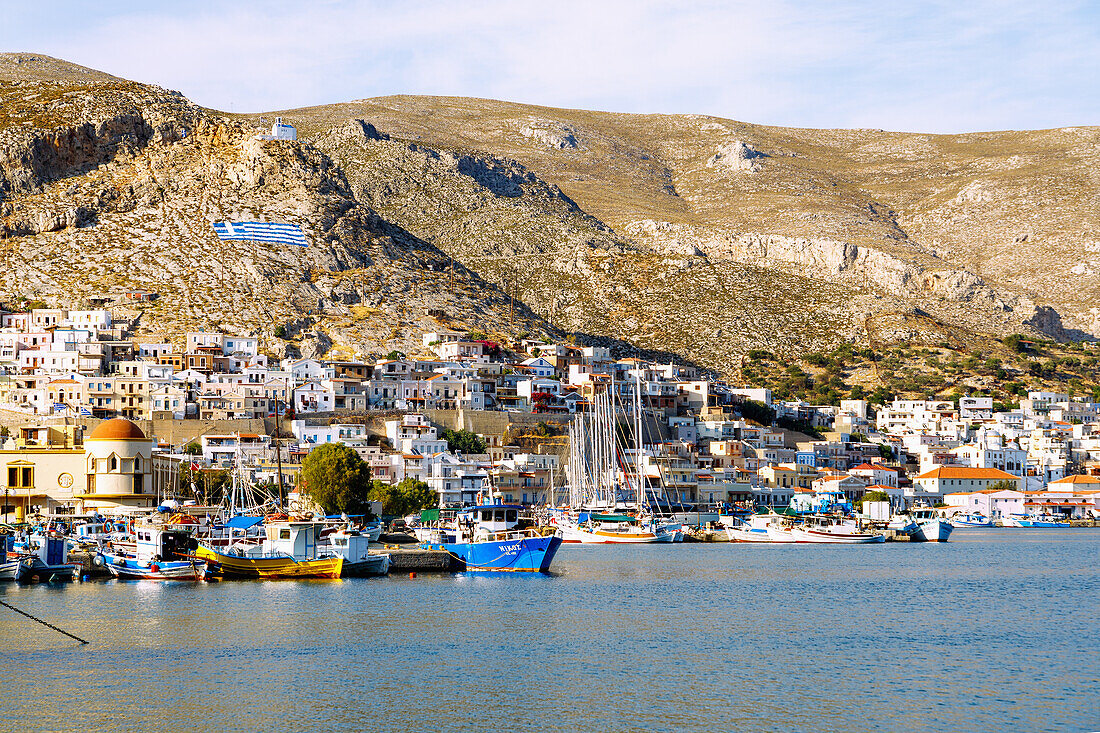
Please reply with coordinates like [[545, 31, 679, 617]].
[[912, 466, 1022, 498]]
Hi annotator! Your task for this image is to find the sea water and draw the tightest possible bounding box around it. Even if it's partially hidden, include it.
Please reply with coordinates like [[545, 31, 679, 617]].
[[0, 529, 1096, 732]]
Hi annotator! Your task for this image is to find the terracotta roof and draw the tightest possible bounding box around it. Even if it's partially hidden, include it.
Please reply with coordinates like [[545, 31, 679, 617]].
[[1049, 475, 1100, 485], [86, 418, 147, 441], [914, 466, 1019, 481]]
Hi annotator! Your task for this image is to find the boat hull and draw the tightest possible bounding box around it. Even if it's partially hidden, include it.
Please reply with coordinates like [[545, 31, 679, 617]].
[[14, 557, 77, 583], [790, 527, 885, 544], [444, 535, 562, 573], [558, 525, 662, 544], [341, 554, 391, 577], [910, 520, 953, 542], [195, 545, 343, 579], [0, 559, 18, 580], [725, 527, 774, 543], [765, 526, 797, 543], [103, 553, 206, 581]]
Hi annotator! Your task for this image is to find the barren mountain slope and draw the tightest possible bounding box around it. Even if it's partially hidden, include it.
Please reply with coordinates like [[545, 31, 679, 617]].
[[278, 95, 1100, 340], [1, 54, 1095, 379], [0, 54, 557, 360]]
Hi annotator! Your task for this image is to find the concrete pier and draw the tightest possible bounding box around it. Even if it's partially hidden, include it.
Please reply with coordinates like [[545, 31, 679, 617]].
[[375, 547, 462, 572]]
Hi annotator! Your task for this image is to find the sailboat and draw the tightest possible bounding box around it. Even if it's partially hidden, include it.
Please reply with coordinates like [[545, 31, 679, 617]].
[[558, 370, 675, 544]]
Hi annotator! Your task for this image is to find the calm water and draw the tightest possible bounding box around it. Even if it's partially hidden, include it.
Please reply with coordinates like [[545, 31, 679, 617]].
[[1, 529, 1097, 733]]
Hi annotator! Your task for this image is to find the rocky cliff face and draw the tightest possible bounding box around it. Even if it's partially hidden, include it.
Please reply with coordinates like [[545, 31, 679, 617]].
[[0, 55, 557, 360], [0, 54, 1095, 376]]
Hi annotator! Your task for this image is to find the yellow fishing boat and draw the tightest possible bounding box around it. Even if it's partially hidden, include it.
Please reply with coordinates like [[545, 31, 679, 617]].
[[197, 521, 344, 579]]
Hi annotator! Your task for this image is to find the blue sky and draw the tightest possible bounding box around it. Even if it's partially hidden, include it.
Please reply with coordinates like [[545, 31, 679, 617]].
[[3, 0, 1097, 133]]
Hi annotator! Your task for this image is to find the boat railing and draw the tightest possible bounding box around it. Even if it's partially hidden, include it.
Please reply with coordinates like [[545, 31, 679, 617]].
[[478, 527, 544, 542]]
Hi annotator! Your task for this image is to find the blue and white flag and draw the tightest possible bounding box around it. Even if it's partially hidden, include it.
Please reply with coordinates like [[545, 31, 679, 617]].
[[212, 221, 308, 247], [53, 403, 68, 413], [80, 407, 93, 417]]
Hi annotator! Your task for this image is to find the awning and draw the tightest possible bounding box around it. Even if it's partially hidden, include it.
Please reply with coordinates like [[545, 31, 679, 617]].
[[226, 515, 265, 529]]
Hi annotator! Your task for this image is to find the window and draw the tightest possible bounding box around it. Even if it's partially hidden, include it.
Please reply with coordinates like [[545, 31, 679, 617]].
[[7, 465, 33, 489], [279, 529, 291, 540], [109, 456, 117, 471]]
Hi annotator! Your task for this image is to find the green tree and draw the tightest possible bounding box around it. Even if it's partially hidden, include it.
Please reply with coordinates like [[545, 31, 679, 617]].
[[739, 399, 775, 426], [183, 441, 202, 455], [988, 479, 1019, 491], [1003, 334, 1027, 353], [442, 428, 487, 454], [853, 490, 888, 508], [367, 478, 437, 517], [300, 443, 373, 514]]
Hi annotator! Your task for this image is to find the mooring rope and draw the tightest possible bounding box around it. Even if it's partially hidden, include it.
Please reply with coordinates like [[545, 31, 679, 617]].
[[0, 600, 89, 644]]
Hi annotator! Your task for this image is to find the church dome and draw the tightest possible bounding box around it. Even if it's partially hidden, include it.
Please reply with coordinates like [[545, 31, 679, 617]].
[[86, 418, 147, 441]]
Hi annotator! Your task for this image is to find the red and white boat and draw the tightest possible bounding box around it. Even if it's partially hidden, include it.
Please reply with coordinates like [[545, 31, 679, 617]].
[[789, 518, 885, 544]]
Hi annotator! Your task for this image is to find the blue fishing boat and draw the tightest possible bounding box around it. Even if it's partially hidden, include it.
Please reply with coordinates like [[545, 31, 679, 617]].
[[97, 524, 206, 581], [13, 534, 78, 582], [950, 512, 994, 528], [441, 503, 561, 573], [1003, 514, 1070, 528]]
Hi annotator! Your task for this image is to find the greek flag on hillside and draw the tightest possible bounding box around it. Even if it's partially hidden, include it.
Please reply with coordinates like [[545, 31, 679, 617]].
[[80, 407, 93, 417], [212, 221, 308, 247]]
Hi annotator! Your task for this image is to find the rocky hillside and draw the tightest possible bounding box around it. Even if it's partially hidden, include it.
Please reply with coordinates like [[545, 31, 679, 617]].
[[1, 54, 1097, 374], [0, 54, 556, 360]]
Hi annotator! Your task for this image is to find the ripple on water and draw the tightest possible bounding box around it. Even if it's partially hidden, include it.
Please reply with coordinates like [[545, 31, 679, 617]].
[[0, 532, 1098, 733]]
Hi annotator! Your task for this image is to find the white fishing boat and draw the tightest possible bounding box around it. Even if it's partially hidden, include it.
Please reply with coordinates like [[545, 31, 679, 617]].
[[324, 528, 391, 576], [909, 506, 953, 542], [789, 516, 885, 544], [725, 512, 784, 542], [1003, 513, 1069, 528], [765, 523, 797, 543], [98, 524, 205, 581], [12, 534, 79, 582]]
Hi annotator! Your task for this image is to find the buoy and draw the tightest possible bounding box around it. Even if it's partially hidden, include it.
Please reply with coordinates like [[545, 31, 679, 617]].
[[409, 572, 417, 578]]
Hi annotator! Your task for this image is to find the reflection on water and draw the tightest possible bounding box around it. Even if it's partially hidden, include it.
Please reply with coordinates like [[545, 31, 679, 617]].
[[1, 530, 1097, 733]]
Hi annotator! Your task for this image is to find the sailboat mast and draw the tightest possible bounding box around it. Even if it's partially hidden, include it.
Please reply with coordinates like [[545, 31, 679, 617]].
[[635, 367, 643, 512]]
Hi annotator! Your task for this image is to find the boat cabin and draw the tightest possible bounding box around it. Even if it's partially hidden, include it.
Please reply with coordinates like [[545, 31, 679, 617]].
[[262, 522, 322, 560], [134, 526, 198, 563], [72, 519, 112, 542], [327, 529, 371, 561], [453, 503, 535, 543], [31, 534, 68, 565], [465, 504, 522, 533]]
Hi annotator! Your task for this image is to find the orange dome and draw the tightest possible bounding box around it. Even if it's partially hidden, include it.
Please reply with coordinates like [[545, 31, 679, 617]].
[[86, 418, 147, 441]]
